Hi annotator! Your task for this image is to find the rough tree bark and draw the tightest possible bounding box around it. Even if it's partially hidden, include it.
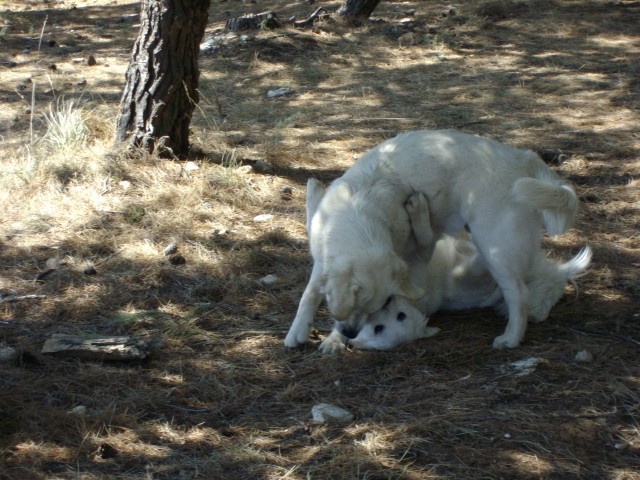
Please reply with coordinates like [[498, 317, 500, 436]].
[[115, 0, 211, 156], [337, 0, 382, 18]]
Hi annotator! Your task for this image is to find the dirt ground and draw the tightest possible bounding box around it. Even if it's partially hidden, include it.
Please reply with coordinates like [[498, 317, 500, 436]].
[[0, 0, 639, 478]]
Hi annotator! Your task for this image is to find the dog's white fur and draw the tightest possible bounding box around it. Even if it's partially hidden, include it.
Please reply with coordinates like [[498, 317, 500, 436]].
[[284, 130, 578, 349], [308, 180, 591, 352], [348, 242, 592, 351]]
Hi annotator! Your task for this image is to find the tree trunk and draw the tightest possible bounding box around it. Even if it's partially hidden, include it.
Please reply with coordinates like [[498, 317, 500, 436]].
[[115, 0, 211, 156], [337, 0, 382, 18]]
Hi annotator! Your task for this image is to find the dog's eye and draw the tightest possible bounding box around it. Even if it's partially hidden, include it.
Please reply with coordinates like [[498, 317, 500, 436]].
[[383, 296, 392, 309], [397, 312, 406, 321], [374, 325, 385, 335]]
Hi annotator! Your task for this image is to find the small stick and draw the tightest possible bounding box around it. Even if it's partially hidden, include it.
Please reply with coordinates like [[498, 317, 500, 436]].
[[0, 294, 47, 304], [38, 15, 48, 52]]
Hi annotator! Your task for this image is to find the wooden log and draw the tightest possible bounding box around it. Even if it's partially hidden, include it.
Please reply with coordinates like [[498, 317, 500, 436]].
[[225, 11, 280, 31], [42, 334, 152, 361]]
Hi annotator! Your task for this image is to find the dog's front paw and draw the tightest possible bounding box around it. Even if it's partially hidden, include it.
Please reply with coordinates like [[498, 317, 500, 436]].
[[284, 325, 310, 349], [318, 335, 347, 355], [405, 191, 429, 218], [492, 334, 521, 349]]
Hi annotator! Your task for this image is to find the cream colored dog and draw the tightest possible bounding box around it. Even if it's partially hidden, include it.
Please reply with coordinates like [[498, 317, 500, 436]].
[[284, 130, 578, 349], [307, 180, 591, 352], [346, 241, 592, 351]]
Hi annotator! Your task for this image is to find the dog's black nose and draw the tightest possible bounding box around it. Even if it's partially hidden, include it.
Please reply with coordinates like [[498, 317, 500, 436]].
[[341, 327, 359, 339]]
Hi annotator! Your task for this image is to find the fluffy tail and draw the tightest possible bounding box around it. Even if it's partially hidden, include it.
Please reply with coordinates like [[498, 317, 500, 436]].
[[306, 178, 326, 235], [526, 245, 593, 322], [512, 168, 578, 236], [558, 245, 593, 291]]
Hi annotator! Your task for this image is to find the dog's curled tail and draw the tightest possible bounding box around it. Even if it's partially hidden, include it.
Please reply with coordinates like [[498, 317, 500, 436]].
[[560, 245, 593, 293], [525, 245, 593, 322], [306, 178, 326, 235], [512, 175, 578, 236]]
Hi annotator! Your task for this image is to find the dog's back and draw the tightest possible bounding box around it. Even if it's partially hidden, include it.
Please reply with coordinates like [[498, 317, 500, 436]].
[[346, 130, 577, 237]]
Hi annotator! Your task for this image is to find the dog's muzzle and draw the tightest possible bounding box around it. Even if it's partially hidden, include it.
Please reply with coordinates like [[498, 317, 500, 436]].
[[340, 326, 359, 340]]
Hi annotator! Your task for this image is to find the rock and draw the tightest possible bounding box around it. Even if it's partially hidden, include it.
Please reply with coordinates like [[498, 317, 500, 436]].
[[46, 258, 61, 269], [399, 32, 416, 46], [280, 185, 293, 200], [574, 350, 594, 363], [236, 165, 253, 174], [83, 266, 97, 276], [267, 87, 293, 98], [252, 160, 274, 174], [259, 274, 279, 287], [311, 403, 354, 424], [253, 214, 274, 222], [163, 242, 178, 256], [68, 405, 87, 416], [185, 161, 199, 172], [167, 254, 186, 266], [87, 55, 97, 66], [0, 346, 18, 363]]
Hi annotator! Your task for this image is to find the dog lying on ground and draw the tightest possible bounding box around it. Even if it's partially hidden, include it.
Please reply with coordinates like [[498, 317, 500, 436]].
[[284, 129, 579, 349], [307, 180, 592, 352], [347, 242, 592, 351]]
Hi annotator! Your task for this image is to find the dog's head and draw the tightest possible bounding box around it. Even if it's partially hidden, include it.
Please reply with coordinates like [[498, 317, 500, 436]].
[[348, 295, 436, 350], [322, 251, 424, 338]]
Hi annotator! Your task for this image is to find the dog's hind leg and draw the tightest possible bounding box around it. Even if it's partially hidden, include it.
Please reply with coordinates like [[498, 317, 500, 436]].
[[285, 266, 323, 348], [470, 212, 538, 349]]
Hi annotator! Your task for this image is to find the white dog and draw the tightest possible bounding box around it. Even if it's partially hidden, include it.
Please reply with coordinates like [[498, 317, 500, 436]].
[[348, 243, 592, 351], [284, 130, 578, 349], [307, 180, 591, 352]]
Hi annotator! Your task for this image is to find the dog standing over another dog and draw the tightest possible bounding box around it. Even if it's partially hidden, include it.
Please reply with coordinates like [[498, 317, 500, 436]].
[[284, 129, 580, 349], [307, 180, 592, 352]]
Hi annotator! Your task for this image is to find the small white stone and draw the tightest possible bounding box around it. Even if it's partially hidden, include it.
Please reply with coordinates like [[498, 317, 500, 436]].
[[46, 258, 60, 269], [236, 165, 253, 174], [185, 161, 199, 172], [68, 405, 87, 416], [253, 214, 274, 222], [119, 180, 131, 190], [311, 403, 354, 424], [503, 432, 512, 439], [267, 87, 293, 98], [574, 350, 594, 363], [259, 274, 279, 286]]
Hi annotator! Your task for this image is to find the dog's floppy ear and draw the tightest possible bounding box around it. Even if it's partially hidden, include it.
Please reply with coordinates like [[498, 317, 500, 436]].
[[393, 256, 425, 300], [324, 265, 360, 321]]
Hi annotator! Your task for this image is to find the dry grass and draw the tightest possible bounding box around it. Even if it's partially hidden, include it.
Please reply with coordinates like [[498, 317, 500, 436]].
[[1, 0, 639, 478]]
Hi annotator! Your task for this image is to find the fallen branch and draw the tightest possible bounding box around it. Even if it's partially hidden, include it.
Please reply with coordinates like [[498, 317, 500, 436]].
[[0, 294, 47, 304], [292, 7, 328, 28], [42, 334, 154, 361], [225, 11, 280, 32]]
